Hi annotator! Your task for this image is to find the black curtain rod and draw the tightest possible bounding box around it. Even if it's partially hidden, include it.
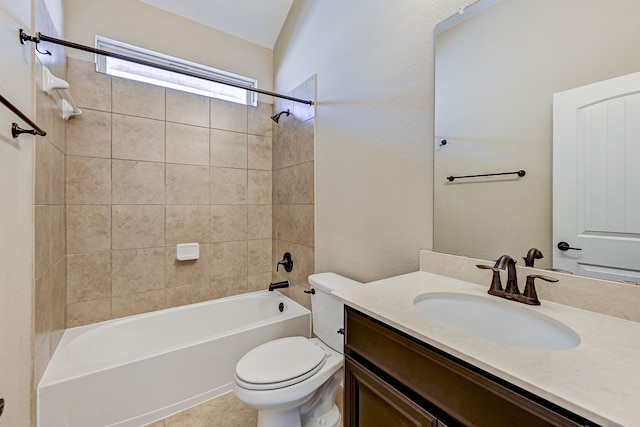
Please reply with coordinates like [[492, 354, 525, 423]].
[[0, 93, 47, 137], [19, 30, 314, 106]]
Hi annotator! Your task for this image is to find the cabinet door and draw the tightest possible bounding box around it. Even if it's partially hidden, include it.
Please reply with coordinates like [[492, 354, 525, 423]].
[[345, 356, 438, 427]]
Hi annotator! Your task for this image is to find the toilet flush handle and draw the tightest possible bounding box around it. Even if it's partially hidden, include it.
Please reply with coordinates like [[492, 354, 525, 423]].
[[337, 328, 344, 335]]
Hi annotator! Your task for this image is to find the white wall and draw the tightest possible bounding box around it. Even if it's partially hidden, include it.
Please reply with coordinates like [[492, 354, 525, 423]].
[[274, 0, 471, 282], [0, 0, 35, 423], [62, 0, 274, 102]]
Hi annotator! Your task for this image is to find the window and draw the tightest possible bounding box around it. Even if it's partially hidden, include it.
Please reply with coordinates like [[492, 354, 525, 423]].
[[95, 36, 258, 106]]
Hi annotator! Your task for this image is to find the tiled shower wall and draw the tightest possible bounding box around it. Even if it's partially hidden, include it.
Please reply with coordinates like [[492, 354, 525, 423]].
[[271, 77, 316, 309], [64, 58, 275, 327], [33, 0, 67, 412]]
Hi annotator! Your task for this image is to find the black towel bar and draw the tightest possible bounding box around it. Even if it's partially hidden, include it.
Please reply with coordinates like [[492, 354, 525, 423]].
[[446, 170, 526, 182]]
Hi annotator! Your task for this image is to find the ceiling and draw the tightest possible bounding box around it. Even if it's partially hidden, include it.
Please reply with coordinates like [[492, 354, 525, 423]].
[[139, 0, 294, 49]]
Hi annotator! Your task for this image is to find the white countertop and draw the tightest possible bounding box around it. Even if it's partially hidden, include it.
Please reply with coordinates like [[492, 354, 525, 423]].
[[332, 271, 640, 427]]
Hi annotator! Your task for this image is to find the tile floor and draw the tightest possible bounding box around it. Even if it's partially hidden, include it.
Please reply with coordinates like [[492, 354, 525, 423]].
[[147, 388, 343, 426]]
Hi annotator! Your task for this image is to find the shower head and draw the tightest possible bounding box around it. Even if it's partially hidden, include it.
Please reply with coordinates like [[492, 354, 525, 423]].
[[271, 109, 290, 123]]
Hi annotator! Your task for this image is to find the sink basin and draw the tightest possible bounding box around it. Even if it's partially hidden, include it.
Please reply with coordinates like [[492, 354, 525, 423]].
[[413, 293, 580, 350]]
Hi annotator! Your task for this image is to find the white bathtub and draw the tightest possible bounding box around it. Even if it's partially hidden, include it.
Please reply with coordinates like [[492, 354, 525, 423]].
[[38, 290, 310, 427]]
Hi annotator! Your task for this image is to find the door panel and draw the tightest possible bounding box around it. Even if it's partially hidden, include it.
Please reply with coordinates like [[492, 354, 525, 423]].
[[553, 72, 640, 283]]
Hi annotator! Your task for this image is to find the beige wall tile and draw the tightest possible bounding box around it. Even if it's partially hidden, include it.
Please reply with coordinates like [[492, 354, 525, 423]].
[[210, 276, 248, 299], [248, 170, 272, 205], [51, 146, 65, 205], [67, 252, 111, 304], [248, 134, 272, 170], [273, 129, 297, 169], [293, 204, 315, 247], [210, 98, 247, 133], [50, 205, 66, 263], [210, 129, 247, 168], [34, 335, 51, 391], [165, 244, 212, 288], [34, 272, 51, 353], [166, 123, 209, 166], [35, 139, 52, 205], [66, 109, 112, 158], [284, 243, 315, 289], [48, 93, 67, 153], [293, 161, 314, 204], [67, 58, 111, 112], [248, 239, 272, 275], [66, 205, 111, 253], [248, 272, 271, 293], [210, 204, 247, 242], [248, 205, 272, 240], [112, 289, 165, 318], [112, 114, 165, 162], [50, 258, 67, 351], [274, 204, 295, 243], [112, 205, 165, 250], [166, 205, 210, 244], [112, 160, 165, 205], [166, 283, 213, 308], [272, 97, 294, 134], [35, 205, 51, 278], [274, 167, 294, 205], [112, 77, 165, 120], [292, 119, 315, 165], [210, 167, 247, 204], [166, 89, 209, 127], [112, 248, 165, 296], [211, 241, 247, 281], [66, 156, 111, 204], [166, 164, 210, 205], [248, 102, 273, 137], [67, 298, 111, 328]]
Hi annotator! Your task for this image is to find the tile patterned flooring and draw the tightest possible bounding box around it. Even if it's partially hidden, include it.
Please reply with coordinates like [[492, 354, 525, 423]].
[[147, 388, 343, 426]]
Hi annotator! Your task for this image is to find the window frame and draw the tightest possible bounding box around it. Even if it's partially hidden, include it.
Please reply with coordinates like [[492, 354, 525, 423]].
[[95, 36, 258, 106]]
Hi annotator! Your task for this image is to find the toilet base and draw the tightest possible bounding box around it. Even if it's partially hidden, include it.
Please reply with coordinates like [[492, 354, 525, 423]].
[[257, 407, 303, 427], [256, 403, 341, 427], [303, 404, 341, 427]]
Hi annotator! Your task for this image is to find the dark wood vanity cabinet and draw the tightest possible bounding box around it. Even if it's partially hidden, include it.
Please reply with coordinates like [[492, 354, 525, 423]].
[[343, 307, 594, 427]]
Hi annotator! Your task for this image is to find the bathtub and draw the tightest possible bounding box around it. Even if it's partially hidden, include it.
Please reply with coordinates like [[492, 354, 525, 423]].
[[38, 290, 310, 427]]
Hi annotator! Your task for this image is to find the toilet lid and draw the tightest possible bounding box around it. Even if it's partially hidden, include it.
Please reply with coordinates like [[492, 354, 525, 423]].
[[235, 337, 326, 389]]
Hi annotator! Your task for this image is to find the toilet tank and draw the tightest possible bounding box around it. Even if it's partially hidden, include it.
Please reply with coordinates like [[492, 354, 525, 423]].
[[308, 273, 362, 353]]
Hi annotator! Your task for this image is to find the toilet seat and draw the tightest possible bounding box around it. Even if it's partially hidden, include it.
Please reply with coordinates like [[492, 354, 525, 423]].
[[235, 337, 327, 391]]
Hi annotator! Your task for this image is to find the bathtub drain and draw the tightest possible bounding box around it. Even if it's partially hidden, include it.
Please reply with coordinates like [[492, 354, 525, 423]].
[[278, 302, 285, 312]]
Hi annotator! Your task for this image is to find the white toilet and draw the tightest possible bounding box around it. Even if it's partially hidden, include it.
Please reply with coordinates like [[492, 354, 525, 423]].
[[233, 272, 361, 427]]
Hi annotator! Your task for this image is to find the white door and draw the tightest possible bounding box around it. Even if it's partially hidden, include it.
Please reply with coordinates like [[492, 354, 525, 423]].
[[553, 72, 640, 283]]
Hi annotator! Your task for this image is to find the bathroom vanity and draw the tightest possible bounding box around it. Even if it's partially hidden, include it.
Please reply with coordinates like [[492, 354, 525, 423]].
[[333, 271, 640, 427]]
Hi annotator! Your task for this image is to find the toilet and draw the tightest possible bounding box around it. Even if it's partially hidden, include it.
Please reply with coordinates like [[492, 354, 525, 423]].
[[233, 272, 361, 427]]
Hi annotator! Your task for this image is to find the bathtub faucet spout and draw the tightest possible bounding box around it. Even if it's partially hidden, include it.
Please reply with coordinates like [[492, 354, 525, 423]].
[[269, 280, 290, 291]]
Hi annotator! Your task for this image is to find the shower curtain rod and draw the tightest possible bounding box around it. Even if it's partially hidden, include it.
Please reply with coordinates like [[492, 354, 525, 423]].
[[19, 30, 314, 106]]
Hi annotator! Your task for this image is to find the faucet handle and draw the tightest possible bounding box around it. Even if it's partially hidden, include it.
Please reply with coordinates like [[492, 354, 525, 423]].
[[276, 252, 294, 272], [520, 274, 559, 305], [477, 264, 505, 296]]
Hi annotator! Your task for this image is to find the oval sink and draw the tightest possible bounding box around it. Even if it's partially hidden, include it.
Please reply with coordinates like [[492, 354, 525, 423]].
[[413, 293, 580, 351]]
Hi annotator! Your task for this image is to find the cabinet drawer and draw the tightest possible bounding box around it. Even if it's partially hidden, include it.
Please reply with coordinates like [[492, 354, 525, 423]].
[[345, 356, 438, 427], [345, 307, 586, 427]]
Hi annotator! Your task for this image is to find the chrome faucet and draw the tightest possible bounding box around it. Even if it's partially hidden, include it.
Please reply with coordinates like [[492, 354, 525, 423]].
[[477, 254, 558, 305]]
